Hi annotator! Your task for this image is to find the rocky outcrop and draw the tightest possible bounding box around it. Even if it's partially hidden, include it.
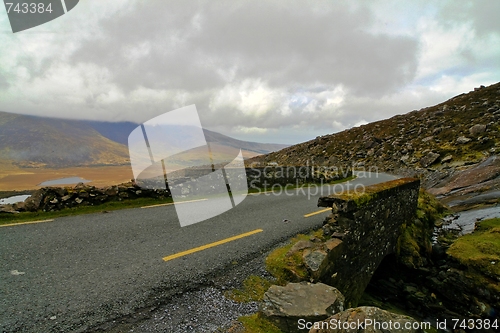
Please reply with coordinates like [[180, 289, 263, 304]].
[[428, 155, 500, 208], [309, 306, 423, 333], [260, 282, 345, 333]]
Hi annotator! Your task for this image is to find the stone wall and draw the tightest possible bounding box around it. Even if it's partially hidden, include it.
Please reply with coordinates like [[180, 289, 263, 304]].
[[136, 165, 351, 197], [315, 178, 420, 307], [2, 165, 351, 213]]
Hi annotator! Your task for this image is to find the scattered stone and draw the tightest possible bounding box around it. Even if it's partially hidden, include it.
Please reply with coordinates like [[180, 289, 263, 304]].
[[469, 124, 487, 136], [286, 240, 314, 257], [456, 136, 471, 144], [441, 155, 453, 163], [0, 204, 18, 214], [420, 152, 440, 168], [260, 282, 344, 333]]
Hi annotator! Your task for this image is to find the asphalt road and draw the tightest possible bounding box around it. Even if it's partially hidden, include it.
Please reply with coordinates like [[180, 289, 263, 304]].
[[0, 172, 397, 333]]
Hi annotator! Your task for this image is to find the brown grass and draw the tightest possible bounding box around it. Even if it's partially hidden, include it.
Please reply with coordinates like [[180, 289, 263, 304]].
[[0, 165, 134, 191]]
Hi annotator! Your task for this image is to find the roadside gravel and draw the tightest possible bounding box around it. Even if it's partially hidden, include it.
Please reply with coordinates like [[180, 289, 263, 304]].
[[90, 250, 274, 333]]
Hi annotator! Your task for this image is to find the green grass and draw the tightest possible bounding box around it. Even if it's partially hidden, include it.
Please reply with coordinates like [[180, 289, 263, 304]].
[[238, 313, 283, 333], [0, 197, 173, 226], [447, 218, 500, 279], [265, 230, 324, 285], [225, 275, 274, 302]]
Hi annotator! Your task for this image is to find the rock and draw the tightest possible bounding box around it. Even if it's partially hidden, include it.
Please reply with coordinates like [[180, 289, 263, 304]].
[[303, 249, 327, 272], [419, 152, 440, 168], [309, 306, 422, 332], [104, 186, 118, 196], [24, 189, 46, 212], [0, 204, 18, 214], [325, 238, 343, 251], [469, 124, 487, 136], [61, 194, 72, 202], [422, 136, 434, 143], [441, 155, 453, 163], [12, 201, 26, 212], [260, 282, 345, 333], [456, 136, 471, 144], [428, 155, 500, 196], [75, 198, 83, 204], [432, 127, 443, 135], [286, 240, 314, 257]]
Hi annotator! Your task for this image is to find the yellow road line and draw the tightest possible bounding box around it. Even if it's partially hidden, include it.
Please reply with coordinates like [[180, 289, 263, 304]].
[[141, 198, 208, 209], [303, 208, 331, 218], [163, 229, 264, 262], [0, 219, 54, 228], [248, 190, 274, 196]]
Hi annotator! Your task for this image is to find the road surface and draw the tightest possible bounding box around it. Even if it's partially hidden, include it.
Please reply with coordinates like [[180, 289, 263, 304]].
[[0, 172, 397, 332]]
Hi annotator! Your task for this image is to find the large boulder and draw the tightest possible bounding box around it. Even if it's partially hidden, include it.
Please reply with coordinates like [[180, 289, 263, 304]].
[[419, 152, 440, 168], [23, 189, 46, 212], [309, 306, 423, 333], [469, 124, 487, 136], [260, 282, 345, 333]]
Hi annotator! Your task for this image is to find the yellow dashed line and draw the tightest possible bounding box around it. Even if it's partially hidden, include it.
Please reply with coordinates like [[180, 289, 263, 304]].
[[163, 229, 264, 262], [0, 219, 54, 228], [303, 208, 331, 218], [141, 198, 208, 209]]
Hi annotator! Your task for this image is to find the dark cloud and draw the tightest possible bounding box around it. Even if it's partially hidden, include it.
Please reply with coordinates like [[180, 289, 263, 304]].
[[70, 1, 418, 95]]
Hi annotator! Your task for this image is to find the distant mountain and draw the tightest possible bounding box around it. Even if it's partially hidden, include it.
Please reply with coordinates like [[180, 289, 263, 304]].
[[0, 111, 288, 168], [85, 120, 288, 155], [0, 112, 130, 168]]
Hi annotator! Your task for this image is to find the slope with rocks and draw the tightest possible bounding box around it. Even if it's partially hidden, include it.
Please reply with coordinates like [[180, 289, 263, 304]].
[[250, 82, 500, 205]]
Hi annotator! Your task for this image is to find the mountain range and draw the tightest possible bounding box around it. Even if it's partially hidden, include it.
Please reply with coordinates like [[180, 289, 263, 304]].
[[0, 111, 288, 169]]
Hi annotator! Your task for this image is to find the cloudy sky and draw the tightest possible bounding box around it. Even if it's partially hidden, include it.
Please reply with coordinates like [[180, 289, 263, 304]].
[[0, 0, 499, 144]]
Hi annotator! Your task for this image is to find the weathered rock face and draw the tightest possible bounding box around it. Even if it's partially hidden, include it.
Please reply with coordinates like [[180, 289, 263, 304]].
[[309, 306, 423, 333], [428, 155, 500, 202], [260, 282, 345, 333], [315, 178, 420, 307]]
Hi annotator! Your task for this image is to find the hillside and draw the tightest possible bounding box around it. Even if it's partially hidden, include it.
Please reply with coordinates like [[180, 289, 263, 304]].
[[0, 112, 130, 168], [249, 82, 500, 206]]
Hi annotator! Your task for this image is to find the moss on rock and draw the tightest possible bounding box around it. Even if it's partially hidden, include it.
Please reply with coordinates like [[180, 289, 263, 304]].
[[396, 189, 448, 268]]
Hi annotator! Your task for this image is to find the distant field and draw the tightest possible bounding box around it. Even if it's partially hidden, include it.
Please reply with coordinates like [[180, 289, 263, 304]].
[[0, 164, 134, 191]]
